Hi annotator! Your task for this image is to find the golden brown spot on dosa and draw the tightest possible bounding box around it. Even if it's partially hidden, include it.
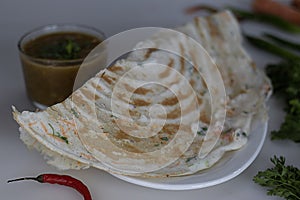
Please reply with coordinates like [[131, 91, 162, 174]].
[[134, 87, 152, 95], [226, 108, 235, 117], [162, 124, 180, 135], [123, 83, 135, 93], [72, 92, 85, 108], [102, 74, 116, 85], [166, 106, 181, 119], [73, 92, 94, 115], [40, 122, 49, 134], [144, 48, 158, 59], [194, 17, 200, 29], [197, 96, 203, 106], [220, 131, 234, 142], [250, 61, 256, 70], [115, 92, 129, 103], [179, 43, 185, 74], [28, 121, 37, 127], [177, 88, 193, 100], [120, 143, 143, 153], [94, 95, 100, 100], [73, 128, 78, 136], [194, 17, 205, 40], [100, 71, 106, 78], [112, 129, 141, 141], [81, 87, 96, 101], [129, 109, 141, 118], [159, 58, 174, 78], [189, 79, 196, 89], [160, 96, 198, 120], [59, 125, 67, 137], [200, 112, 210, 124], [239, 89, 247, 94], [80, 153, 94, 160], [114, 120, 138, 132], [207, 17, 220, 37], [91, 82, 103, 100], [168, 58, 174, 67], [131, 98, 151, 106], [168, 73, 181, 86], [109, 130, 144, 153], [109, 65, 123, 72], [189, 50, 199, 74], [61, 119, 75, 127], [201, 77, 207, 89], [161, 96, 178, 106], [91, 81, 103, 92]]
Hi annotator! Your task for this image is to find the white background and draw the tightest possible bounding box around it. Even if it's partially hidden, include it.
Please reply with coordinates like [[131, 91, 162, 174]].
[[0, 0, 299, 199]]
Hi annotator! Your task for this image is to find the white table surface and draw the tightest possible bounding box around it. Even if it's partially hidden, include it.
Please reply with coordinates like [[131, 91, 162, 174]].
[[1, 0, 299, 199]]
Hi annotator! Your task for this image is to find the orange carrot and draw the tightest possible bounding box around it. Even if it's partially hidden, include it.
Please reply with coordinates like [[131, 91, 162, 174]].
[[253, 0, 300, 25]]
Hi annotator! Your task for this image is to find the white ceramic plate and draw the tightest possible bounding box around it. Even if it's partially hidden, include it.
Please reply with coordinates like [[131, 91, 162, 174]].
[[111, 118, 268, 190]]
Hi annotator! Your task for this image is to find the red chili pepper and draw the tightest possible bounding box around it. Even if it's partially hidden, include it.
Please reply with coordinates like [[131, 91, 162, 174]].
[[7, 174, 92, 200]]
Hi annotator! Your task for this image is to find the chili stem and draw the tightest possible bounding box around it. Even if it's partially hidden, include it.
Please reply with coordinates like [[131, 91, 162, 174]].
[[7, 177, 38, 183]]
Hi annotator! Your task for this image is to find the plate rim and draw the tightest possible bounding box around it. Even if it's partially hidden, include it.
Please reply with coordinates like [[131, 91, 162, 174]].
[[110, 120, 268, 190]]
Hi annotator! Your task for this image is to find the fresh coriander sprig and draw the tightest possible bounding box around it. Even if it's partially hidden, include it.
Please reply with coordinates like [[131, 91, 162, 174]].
[[40, 39, 82, 60], [253, 156, 300, 200], [266, 60, 300, 142]]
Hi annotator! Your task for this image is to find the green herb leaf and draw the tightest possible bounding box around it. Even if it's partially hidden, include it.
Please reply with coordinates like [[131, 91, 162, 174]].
[[271, 113, 300, 142], [71, 108, 79, 118], [48, 123, 69, 144], [229, 7, 300, 34], [160, 137, 169, 141], [264, 33, 300, 51], [245, 35, 300, 61], [197, 127, 207, 136], [266, 60, 300, 142], [40, 39, 82, 60], [64, 39, 81, 59], [186, 156, 196, 163], [253, 156, 300, 200]]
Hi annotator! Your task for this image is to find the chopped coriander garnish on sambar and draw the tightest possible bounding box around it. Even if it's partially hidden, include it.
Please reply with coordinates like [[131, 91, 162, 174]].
[[24, 32, 101, 60]]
